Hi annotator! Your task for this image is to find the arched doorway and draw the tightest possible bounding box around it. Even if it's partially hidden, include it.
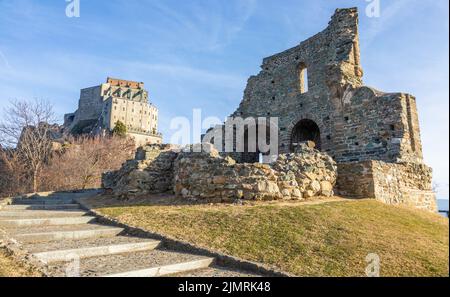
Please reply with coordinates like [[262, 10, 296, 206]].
[[291, 119, 321, 151]]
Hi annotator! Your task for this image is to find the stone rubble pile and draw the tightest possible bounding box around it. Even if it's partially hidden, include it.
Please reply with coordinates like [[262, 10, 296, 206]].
[[272, 142, 337, 198], [102, 144, 179, 198], [103, 142, 337, 202]]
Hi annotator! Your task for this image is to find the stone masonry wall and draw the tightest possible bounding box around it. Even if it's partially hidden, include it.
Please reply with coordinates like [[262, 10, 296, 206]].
[[103, 143, 337, 202], [174, 143, 337, 202], [336, 161, 436, 212], [206, 8, 424, 165], [102, 144, 178, 198], [371, 161, 436, 211]]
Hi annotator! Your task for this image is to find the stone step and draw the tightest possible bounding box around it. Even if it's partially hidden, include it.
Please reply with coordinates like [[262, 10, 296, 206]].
[[170, 266, 260, 277], [0, 210, 88, 218], [47, 249, 213, 277], [2, 204, 81, 210], [0, 216, 97, 227], [11, 225, 124, 243], [34, 240, 161, 264], [23, 235, 156, 253], [12, 199, 75, 205], [105, 257, 215, 277]]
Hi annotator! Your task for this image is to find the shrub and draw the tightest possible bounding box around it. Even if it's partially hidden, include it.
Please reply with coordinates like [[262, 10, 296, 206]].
[[112, 121, 127, 137]]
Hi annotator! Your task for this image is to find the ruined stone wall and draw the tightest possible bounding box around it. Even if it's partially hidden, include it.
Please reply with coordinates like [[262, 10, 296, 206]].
[[101, 8, 434, 212], [174, 144, 337, 202], [213, 8, 423, 165], [174, 150, 282, 202], [335, 162, 374, 198], [103, 143, 337, 202], [371, 161, 436, 211], [102, 144, 178, 197], [336, 89, 424, 163], [336, 161, 436, 212]]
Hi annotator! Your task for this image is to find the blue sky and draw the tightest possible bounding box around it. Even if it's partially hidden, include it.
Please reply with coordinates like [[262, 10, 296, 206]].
[[0, 0, 448, 201]]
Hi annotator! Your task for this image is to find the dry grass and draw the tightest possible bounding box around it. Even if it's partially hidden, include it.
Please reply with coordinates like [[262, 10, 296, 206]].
[[85, 196, 449, 277], [0, 248, 42, 277]]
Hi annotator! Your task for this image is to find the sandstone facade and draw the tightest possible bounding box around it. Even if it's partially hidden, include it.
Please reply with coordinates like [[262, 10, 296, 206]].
[[64, 77, 162, 147]]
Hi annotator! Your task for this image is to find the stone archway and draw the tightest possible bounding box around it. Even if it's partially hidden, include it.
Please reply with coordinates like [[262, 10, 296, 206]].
[[290, 119, 321, 151]]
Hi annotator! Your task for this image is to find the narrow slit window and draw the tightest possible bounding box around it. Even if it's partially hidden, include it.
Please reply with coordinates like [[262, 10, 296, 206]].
[[299, 63, 308, 93]]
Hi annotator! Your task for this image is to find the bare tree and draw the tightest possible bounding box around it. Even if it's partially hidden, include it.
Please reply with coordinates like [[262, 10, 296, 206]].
[[40, 135, 134, 191], [0, 99, 56, 193], [0, 149, 28, 197]]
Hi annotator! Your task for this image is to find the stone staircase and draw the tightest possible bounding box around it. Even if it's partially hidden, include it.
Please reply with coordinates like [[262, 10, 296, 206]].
[[0, 192, 257, 277]]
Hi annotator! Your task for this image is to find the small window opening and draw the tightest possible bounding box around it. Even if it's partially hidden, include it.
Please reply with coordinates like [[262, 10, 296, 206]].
[[298, 62, 308, 93]]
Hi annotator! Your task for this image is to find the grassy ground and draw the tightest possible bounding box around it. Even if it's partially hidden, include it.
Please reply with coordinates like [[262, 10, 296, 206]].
[[0, 248, 42, 277], [85, 195, 449, 277]]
